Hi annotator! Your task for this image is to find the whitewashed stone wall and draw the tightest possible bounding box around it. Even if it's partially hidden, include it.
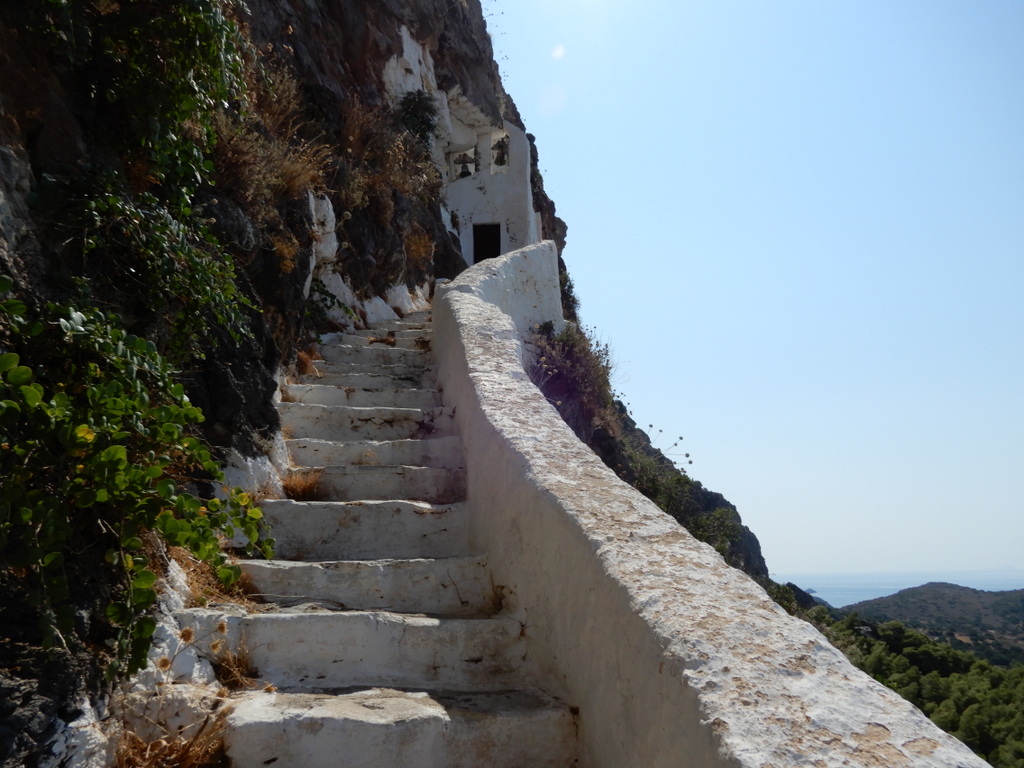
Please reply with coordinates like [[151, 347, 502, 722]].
[[433, 243, 988, 768]]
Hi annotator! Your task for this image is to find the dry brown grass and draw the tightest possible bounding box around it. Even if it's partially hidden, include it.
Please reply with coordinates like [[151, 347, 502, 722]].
[[212, 113, 332, 221], [169, 548, 264, 610], [528, 324, 620, 445], [486, 574, 509, 617], [404, 225, 434, 270], [116, 705, 231, 768], [335, 98, 441, 217], [282, 469, 323, 501], [366, 332, 396, 347], [248, 63, 304, 139], [210, 640, 259, 691], [295, 343, 323, 376], [211, 59, 332, 227], [271, 232, 299, 274], [295, 350, 314, 375]]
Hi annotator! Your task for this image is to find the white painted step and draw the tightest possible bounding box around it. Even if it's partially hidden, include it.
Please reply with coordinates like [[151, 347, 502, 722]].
[[177, 608, 525, 691], [239, 555, 490, 617], [333, 332, 431, 351], [287, 437, 464, 469], [260, 500, 470, 560], [277, 403, 454, 441], [347, 327, 433, 340], [287, 465, 466, 504], [320, 344, 430, 367], [368, 313, 431, 330], [225, 688, 577, 768], [294, 370, 424, 389], [297, 360, 431, 379], [282, 384, 441, 408]]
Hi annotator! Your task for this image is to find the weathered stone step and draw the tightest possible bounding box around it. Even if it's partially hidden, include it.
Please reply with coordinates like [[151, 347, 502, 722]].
[[333, 332, 432, 351], [282, 383, 441, 408], [177, 608, 525, 691], [225, 688, 577, 768], [287, 436, 464, 470], [369, 311, 431, 328], [347, 327, 433, 340], [294, 370, 425, 389], [297, 360, 431, 379], [287, 464, 466, 504], [277, 403, 454, 442], [260, 500, 470, 561], [239, 555, 490, 617], [364, 325, 428, 335], [320, 344, 431, 368]]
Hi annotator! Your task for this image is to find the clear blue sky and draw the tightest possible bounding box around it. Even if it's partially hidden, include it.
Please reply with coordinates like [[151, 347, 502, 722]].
[[485, 0, 1024, 575]]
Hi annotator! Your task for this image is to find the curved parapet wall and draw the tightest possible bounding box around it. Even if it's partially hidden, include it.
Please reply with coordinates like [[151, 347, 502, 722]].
[[433, 242, 987, 768]]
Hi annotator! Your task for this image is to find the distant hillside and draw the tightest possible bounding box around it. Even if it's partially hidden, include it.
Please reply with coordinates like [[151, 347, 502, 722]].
[[843, 582, 1024, 667]]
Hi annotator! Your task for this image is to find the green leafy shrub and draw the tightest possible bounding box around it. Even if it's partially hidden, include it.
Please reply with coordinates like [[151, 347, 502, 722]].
[[23, 0, 259, 363], [74, 179, 254, 361], [32, 0, 247, 211], [397, 90, 439, 144], [0, 276, 272, 676], [528, 322, 617, 444]]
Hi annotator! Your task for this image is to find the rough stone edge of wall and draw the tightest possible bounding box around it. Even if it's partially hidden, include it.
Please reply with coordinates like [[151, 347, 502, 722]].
[[433, 242, 986, 768]]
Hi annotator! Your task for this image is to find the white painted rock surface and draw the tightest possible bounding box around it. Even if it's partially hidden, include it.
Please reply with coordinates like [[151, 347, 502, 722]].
[[319, 343, 431, 368], [332, 331, 432, 350], [295, 369, 425, 389], [296, 464, 466, 504]]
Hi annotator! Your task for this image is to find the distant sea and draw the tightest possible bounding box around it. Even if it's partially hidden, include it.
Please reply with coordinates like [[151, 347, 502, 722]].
[[773, 570, 1024, 609]]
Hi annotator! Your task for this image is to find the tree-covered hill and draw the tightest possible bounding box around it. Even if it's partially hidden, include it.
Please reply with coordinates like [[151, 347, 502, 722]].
[[805, 608, 1024, 767], [843, 583, 1024, 667]]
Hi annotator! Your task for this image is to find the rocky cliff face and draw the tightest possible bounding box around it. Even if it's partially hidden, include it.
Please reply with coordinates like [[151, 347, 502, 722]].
[[0, 0, 565, 454]]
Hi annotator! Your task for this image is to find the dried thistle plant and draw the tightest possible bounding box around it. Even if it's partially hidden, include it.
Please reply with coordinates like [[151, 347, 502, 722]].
[[115, 704, 232, 768], [210, 638, 259, 691]]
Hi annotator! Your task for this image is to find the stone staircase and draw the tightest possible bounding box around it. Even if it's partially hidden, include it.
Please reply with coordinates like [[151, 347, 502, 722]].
[[177, 311, 579, 767]]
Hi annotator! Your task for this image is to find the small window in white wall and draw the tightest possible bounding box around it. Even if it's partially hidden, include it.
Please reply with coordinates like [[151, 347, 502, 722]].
[[473, 223, 502, 261], [491, 134, 509, 175], [452, 148, 476, 179]]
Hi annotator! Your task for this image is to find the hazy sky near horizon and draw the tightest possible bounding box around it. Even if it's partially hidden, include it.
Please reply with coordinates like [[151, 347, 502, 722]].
[[484, 0, 1024, 575]]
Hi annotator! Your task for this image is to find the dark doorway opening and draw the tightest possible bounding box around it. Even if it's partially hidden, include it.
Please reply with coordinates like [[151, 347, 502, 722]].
[[473, 223, 502, 262]]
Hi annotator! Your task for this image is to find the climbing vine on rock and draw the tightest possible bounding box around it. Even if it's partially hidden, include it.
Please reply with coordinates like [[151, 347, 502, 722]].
[[0, 276, 273, 676], [23, 0, 258, 363], [73, 179, 255, 361], [31, 0, 248, 210]]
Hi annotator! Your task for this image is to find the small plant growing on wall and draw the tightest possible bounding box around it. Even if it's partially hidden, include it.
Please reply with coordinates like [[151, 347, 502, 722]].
[[397, 89, 440, 144]]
